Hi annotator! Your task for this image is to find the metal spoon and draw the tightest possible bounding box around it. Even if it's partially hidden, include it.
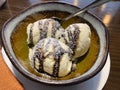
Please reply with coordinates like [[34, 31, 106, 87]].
[[0, 0, 7, 8], [52, 0, 110, 24]]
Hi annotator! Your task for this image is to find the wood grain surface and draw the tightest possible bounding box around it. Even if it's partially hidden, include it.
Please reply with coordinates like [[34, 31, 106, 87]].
[[0, 0, 120, 90]]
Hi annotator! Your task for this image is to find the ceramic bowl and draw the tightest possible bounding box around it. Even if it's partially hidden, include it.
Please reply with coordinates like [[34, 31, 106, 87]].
[[1, 2, 109, 86]]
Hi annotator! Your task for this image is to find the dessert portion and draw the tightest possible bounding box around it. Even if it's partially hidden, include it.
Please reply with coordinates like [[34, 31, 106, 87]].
[[27, 18, 91, 77], [27, 18, 64, 48], [29, 38, 73, 77], [64, 23, 91, 58]]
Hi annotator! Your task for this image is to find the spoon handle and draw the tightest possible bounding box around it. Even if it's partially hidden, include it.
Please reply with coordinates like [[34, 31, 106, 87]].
[[64, 0, 111, 21]]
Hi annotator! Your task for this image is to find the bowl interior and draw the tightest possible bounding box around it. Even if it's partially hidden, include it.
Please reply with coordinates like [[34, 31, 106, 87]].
[[1, 2, 108, 85]]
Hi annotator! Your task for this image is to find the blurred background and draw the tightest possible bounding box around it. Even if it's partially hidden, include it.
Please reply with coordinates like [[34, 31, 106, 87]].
[[0, 0, 120, 90]]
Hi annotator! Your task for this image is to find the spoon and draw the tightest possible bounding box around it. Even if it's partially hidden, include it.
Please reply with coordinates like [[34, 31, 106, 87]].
[[0, 0, 7, 8], [52, 0, 110, 24]]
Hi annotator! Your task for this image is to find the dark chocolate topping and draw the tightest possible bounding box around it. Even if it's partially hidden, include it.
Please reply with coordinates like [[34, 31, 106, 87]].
[[28, 24, 34, 48], [51, 21, 58, 38], [33, 49, 44, 72], [39, 20, 49, 39], [53, 40, 63, 77], [33, 38, 73, 77], [33, 40, 45, 72], [66, 25, 80, 53]]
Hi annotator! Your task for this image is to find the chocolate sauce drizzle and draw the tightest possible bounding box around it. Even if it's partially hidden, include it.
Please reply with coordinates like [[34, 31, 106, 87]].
[[39, 20, 49, 39], [32, 38, 73, 77], [28, 19, 62, 48], [33, 49, 44, 72], [28, 24, 34, 48], [33, 41, 45, 72], [67, 25, 80, 54], [53, 41, 63, 77], [52, 40, 73, 77], [51, 22, 58, 38], [51, 20, 61, 38]]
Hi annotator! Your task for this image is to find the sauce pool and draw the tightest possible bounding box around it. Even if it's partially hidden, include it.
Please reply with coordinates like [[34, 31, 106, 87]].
[[11, 11, 100, 80]]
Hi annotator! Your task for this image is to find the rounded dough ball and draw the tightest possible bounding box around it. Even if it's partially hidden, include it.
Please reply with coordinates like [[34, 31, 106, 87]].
[[64, 23, 91, 58], [29, 38, 73, 77], [27, 18, 64, 48]]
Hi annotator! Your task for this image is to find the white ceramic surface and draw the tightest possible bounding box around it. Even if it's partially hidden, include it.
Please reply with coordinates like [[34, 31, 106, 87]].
[[2, 47, 110, 90]]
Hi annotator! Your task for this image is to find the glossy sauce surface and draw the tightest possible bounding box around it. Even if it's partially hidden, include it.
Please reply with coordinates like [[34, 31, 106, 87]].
[[11, 11, 99, 80]]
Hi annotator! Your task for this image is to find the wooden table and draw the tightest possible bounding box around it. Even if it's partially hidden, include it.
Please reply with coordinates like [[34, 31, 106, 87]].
[[0, 0, 120, 90]]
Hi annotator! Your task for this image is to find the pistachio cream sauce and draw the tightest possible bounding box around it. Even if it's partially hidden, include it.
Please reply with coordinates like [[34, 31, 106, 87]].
[[11, 11, 99, 80]]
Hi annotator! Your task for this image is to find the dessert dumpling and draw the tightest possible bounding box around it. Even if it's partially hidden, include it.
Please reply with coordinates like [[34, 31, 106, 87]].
[[27, 18, 64, 48], [29, 38, 73, 77], [64, 23, 91, 58]]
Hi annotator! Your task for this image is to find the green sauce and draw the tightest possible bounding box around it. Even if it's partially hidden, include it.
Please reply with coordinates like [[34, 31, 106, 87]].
[[11, 11, 99, 80]]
